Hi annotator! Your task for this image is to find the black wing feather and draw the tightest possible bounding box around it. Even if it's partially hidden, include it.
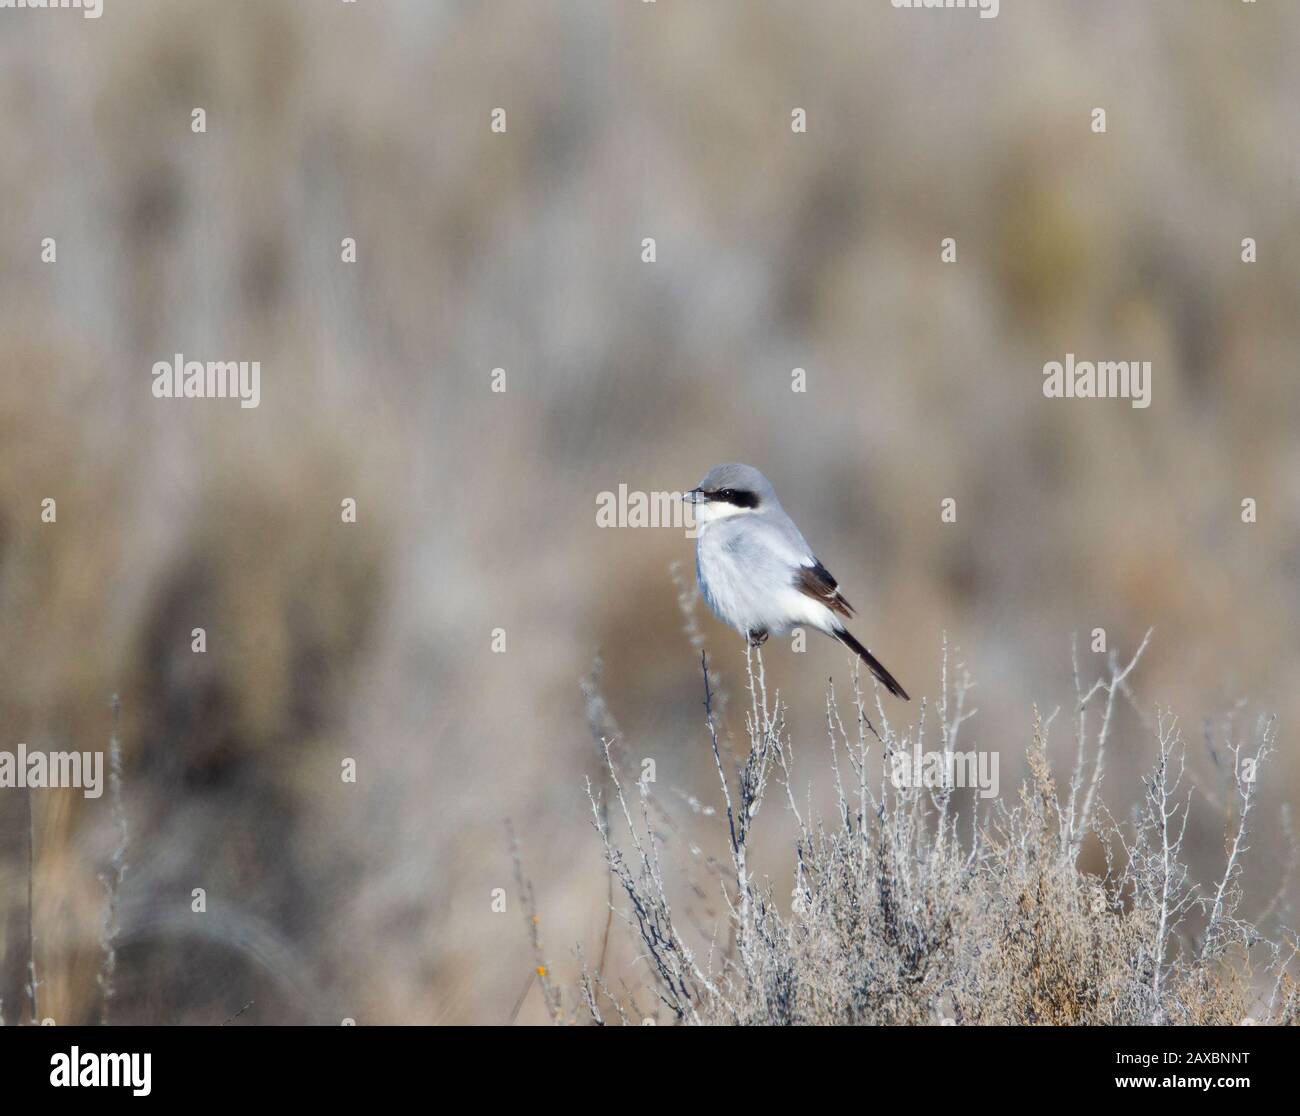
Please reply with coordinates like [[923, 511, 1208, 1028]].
[[794, 559, 855, 619]]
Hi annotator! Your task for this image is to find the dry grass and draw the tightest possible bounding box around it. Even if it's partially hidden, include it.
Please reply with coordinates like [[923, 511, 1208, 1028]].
[[526, 633, 1299, 1026]]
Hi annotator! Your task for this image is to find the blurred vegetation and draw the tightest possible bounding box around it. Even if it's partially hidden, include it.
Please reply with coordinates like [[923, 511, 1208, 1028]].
[[0, 0, 1297, 1023]]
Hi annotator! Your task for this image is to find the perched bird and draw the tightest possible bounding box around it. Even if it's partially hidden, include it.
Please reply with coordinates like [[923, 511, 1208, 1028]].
[[684, 463, 909, 699]]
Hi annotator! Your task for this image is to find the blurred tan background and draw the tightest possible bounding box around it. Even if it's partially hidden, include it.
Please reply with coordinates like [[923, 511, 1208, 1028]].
[[1, 0, 1297, 1024]]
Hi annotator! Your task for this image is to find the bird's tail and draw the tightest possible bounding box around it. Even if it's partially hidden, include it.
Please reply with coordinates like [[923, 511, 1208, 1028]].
[[832, 626, 910, 700]]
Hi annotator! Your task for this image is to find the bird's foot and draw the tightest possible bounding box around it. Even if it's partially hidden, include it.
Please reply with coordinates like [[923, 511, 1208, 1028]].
[[747, 629, 769, 647]]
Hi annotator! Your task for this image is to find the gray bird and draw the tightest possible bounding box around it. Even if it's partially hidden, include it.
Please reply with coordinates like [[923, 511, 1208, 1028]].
[[683, 463, 909, 699]]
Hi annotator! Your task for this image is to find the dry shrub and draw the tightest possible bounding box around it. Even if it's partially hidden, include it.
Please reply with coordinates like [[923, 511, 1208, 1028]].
[[546, 634, 1297, 1026]]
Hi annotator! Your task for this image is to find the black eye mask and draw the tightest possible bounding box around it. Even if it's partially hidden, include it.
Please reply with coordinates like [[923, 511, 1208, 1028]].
[[710, 488, 759, 509]]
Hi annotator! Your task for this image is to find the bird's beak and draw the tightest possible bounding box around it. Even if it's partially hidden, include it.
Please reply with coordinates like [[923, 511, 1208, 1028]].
[[682, 488, 704, 504]]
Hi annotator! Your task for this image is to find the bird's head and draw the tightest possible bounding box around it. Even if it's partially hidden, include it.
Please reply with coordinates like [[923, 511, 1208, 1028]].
[[683, 463, 773, 525]]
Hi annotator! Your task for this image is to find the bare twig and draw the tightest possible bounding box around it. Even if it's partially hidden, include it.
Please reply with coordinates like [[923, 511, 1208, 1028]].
[[99, 694, 129, 1025], [26, 784, 38, 1025]]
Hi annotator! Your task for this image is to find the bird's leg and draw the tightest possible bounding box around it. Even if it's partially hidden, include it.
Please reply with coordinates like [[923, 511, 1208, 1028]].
[[746, 629, 769, 647]]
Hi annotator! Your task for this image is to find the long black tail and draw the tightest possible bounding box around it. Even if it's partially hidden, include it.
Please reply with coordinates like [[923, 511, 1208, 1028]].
[[832, 626, 910, 700]]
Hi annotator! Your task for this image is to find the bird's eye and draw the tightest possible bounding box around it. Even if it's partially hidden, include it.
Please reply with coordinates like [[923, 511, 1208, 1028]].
[[719, 489, 733, 499]]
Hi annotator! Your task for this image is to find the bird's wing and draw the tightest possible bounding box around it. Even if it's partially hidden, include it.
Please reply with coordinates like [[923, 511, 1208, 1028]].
[[758, 506, 817, 566], [749, 509, 857, 619], [794, 558, 855, 620]]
